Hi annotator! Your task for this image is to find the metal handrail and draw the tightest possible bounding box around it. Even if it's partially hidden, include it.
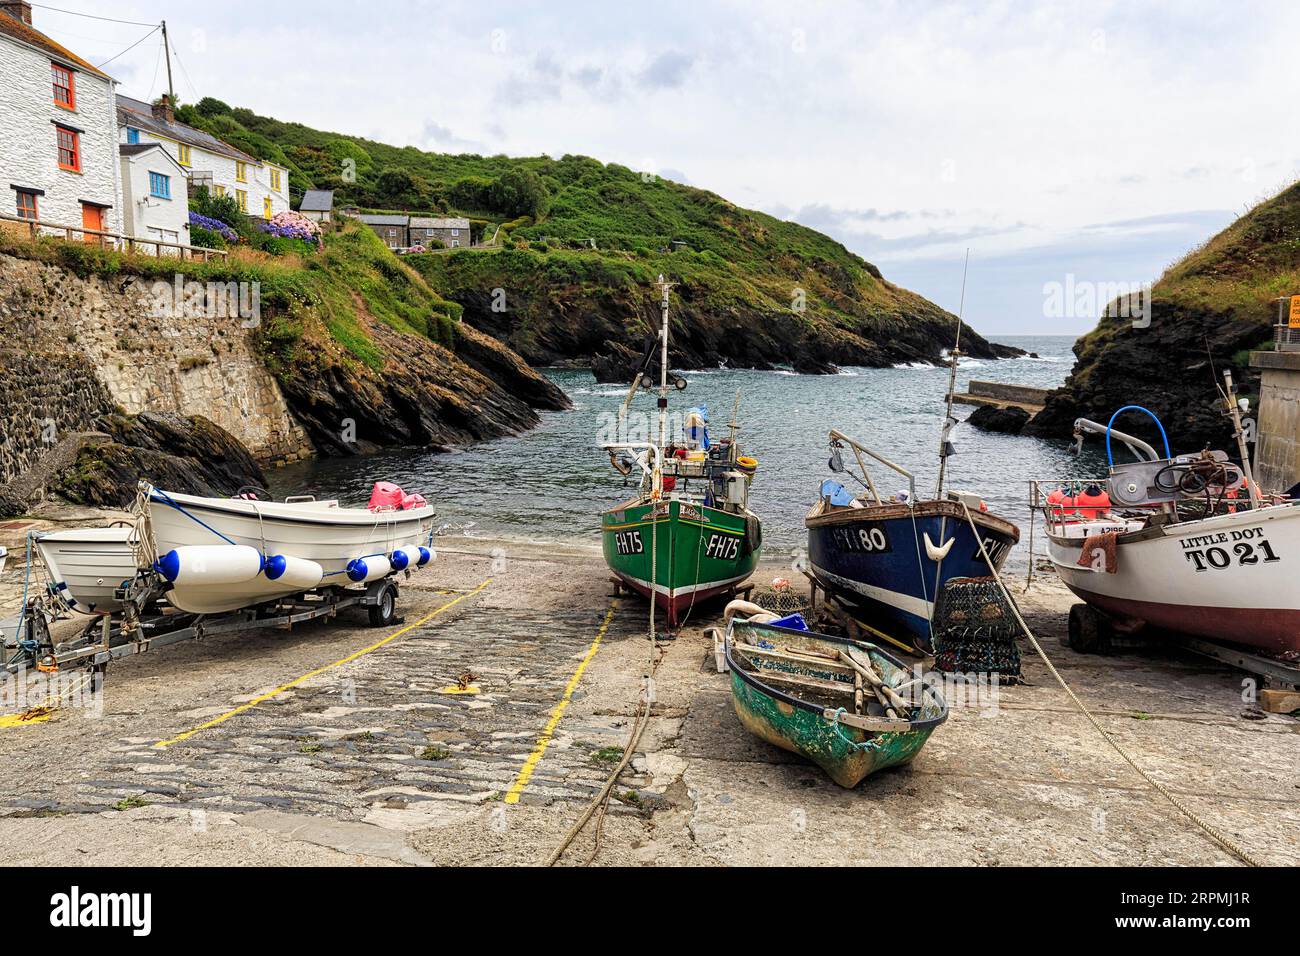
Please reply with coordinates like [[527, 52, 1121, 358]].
[[828, 428, 917, 505], [0, 211, 227, 260]]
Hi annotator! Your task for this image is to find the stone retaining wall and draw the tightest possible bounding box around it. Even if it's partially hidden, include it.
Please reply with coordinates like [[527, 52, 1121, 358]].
[[0, 252, 313, 484]]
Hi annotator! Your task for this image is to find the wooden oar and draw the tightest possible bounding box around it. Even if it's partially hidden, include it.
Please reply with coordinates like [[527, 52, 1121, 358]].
[[838, 648, 911, 718]]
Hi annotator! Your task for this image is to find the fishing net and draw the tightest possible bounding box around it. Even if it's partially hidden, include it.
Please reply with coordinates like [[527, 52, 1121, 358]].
[[749, 584, 810, 617], [931, 576, 1024, 682]]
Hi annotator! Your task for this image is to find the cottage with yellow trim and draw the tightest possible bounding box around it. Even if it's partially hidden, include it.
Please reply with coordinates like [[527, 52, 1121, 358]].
[[116, 94, 288, 224]]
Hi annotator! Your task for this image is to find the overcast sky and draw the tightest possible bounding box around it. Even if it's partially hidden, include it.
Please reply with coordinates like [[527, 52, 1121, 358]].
[[49, 0, 1300, 336]]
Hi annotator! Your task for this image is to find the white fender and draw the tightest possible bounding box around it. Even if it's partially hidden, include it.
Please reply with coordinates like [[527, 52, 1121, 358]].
[[263, 554, 324, 590], [158, 545, 264, 586], [924, 532, 955, 562], [346, 554, 392, 583]]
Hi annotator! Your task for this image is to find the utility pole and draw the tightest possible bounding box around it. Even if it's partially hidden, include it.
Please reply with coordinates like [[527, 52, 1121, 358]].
[[161, 20, 175, 106]]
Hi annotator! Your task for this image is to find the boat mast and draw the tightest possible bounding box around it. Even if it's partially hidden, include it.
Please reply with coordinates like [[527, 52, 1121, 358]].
[[934, 249, 970, 498], [1222, 369, 1263, 509], [656, 274, 674, 472], [728, 388, 741, 463]]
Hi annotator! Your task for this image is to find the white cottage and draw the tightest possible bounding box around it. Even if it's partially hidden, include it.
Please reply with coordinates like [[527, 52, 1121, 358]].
[[119, 142, 190, 252], [0, 1, 123, 236], [117, 95, 289, 222]]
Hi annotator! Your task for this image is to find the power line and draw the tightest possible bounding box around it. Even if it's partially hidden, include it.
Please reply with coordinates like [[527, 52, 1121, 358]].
[[97, 24, 159, 69], [146, 28, 163, 101], [29, 3, 156, 27], [171, 45, 200, 102]]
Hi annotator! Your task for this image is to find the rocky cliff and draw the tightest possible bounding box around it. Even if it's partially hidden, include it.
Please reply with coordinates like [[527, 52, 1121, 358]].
[[411, 248, 1021, 377], [1028, 181, 1300, 451]]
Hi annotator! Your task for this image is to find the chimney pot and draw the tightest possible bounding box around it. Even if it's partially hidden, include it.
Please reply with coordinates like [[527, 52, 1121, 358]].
[[152, 98, 175, 124]]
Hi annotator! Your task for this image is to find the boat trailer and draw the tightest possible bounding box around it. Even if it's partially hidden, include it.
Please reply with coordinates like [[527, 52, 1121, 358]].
[[1, 569, 403, 680]]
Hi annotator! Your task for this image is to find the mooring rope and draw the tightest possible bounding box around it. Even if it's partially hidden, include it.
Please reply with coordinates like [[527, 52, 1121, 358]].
[[544, 497, 664, 867], [960, 501, 1261, 867]]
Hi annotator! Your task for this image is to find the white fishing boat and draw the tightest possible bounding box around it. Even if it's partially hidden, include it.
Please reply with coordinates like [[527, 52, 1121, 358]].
[[1040, 382, 1300, 657], [139, 484, 437, 613], [33, 526, 140, 615]]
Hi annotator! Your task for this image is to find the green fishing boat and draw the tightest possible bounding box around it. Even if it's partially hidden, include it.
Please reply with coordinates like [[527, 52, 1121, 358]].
[[600, 275, 762, 627], [725, 617, 948, 787]]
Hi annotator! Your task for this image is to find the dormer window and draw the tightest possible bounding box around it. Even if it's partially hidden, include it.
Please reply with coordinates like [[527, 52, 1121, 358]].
[[52, 63, 74, 110]]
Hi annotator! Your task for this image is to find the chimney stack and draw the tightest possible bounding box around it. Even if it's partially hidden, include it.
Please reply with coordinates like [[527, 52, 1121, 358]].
[[152, 96, 175, 124], [0, 2, 32, 25]]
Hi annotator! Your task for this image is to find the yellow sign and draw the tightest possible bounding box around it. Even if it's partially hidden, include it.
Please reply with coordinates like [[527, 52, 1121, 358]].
[[1290, 295, 1300, 329]]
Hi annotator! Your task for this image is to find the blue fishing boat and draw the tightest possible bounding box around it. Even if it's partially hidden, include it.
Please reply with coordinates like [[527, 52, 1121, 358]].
[[805, 432, 1019, 653], [806, 256, 1020, 653]]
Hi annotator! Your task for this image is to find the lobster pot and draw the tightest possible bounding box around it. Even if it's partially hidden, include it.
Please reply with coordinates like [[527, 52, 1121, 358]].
[[264, 555, 324, 590], [159, 545, 264, 586], [931, 576, 1023, 681], [749, 585, 811, 617], [347, 554, 392, 583]]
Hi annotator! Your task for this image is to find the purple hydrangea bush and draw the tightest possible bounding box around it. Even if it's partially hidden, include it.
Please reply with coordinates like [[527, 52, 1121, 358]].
[[188, 212, 239, 242]]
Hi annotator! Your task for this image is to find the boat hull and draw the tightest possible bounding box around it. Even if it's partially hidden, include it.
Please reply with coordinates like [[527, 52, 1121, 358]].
[[1048, 505, 1300, 655], [146, 488, 436, 613], [602, 498, 760, 627], [34, 527, 140, 615], [807, 500, 1019, 652], [726, 619, 947, 787]]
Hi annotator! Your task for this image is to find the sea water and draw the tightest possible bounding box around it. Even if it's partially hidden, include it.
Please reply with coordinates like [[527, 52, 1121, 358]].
[[270, 334, 1106, 569]]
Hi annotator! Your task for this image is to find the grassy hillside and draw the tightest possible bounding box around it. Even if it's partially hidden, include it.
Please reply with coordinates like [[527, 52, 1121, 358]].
[[1029, 180, 1300, 451], [174, 98, 1017, 371]]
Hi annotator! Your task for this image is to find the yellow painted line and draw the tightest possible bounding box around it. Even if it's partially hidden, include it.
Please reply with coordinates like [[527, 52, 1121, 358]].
[[154, 578, 492, 748], [503, 600, 618, 805], [0, 711, 52, 728]]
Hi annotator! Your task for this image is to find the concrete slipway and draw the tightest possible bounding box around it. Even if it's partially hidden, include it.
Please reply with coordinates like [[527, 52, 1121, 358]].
[[0, 532, 1294, 867]]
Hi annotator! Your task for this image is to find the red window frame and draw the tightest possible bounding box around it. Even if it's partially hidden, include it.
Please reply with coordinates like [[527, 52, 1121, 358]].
[[56, 126, 80, 172], [15, 191, 38, 220], [51, 63, 75, 110]]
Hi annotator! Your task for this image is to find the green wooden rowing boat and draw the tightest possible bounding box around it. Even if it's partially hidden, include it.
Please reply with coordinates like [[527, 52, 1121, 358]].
[[725, 618, 948, 787]]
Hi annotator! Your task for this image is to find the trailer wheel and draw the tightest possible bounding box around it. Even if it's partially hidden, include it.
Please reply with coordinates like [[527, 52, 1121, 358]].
[[368, 582, 398, 628], [1068, 603, 1112, 654]]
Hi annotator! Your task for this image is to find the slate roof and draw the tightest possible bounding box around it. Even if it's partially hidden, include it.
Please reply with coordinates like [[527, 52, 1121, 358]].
[[0, 11, 109, 79], [116, 95, 262, 165], [358, 214, 409, 226], [409, 216, 470, 229], [300, 189, 334, 211]]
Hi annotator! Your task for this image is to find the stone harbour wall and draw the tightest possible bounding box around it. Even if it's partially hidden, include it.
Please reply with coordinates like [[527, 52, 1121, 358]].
[[0, 252, 313, 483], [1250, 349, 1300, 494], [0, 349, 113, 486]]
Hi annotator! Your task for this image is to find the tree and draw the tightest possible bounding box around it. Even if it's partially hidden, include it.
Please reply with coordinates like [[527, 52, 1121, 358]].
[[489, 168, 550, 220], [195, 97, 232, 117]]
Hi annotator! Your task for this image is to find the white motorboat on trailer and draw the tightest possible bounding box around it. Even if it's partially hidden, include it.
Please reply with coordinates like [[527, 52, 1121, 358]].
[[1040, 385, 1300, 657], [33, 526, 139, 615], [139, 483, 437, 614]]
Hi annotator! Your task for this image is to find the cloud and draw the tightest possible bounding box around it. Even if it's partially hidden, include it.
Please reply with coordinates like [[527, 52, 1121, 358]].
[[638, 50, 695, 89], [67, 0, 1300, 334]]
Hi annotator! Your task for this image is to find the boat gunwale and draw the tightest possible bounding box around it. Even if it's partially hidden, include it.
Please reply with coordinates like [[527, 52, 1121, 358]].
[[149, 492, 436, 530], [806, 498, 1020, 543], [724, 620, 949, 732], [1043, 500, 1300, 549]]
